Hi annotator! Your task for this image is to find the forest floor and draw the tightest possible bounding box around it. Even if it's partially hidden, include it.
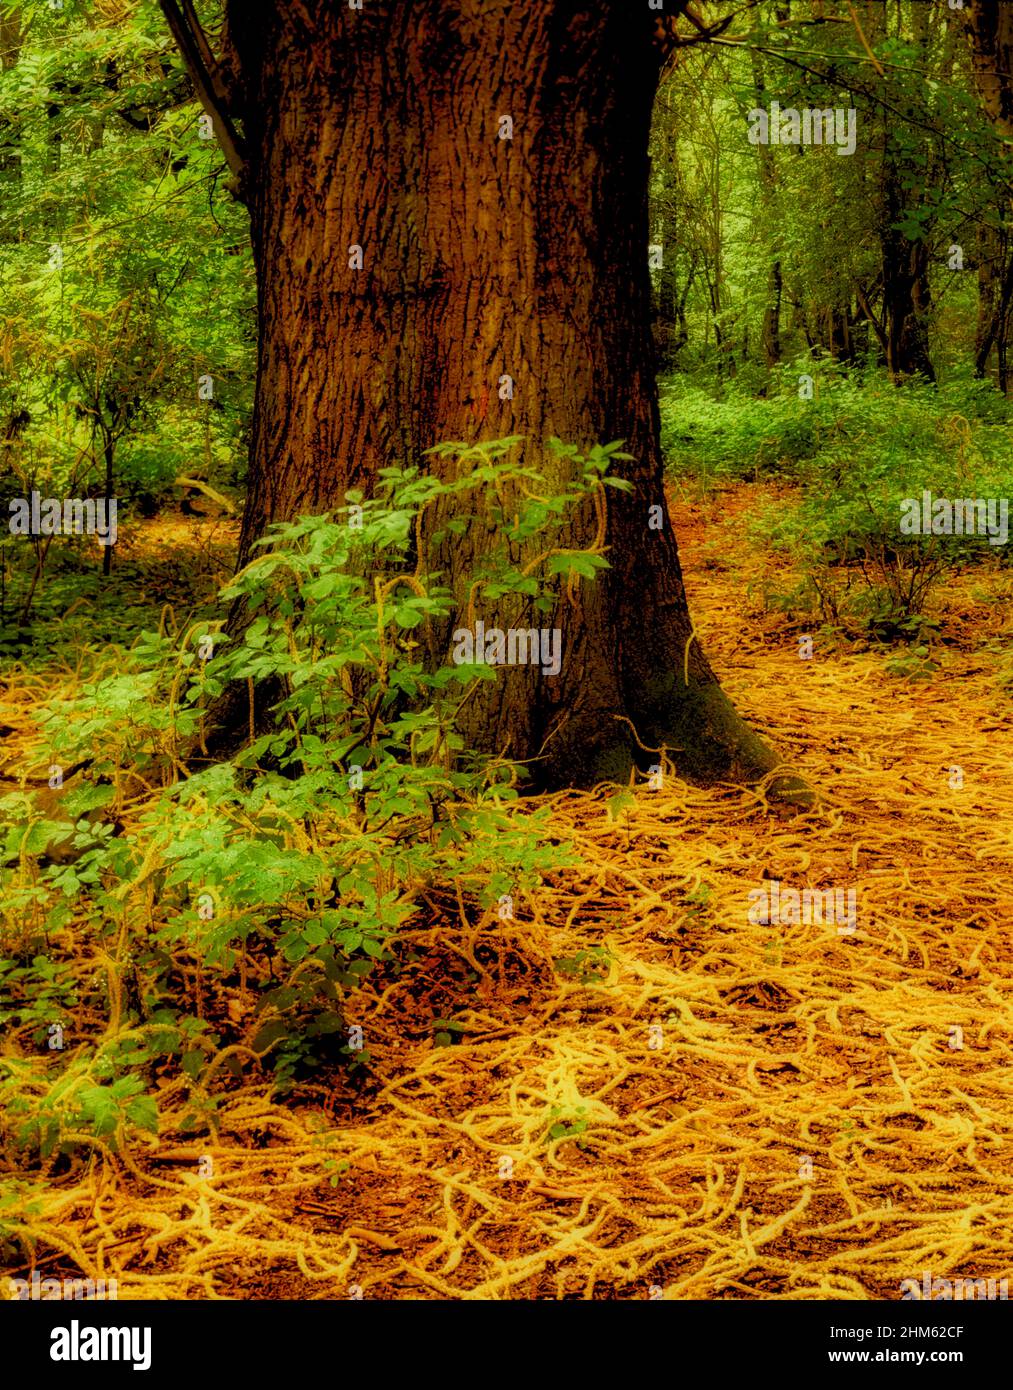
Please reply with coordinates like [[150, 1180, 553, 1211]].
[[4, 482, 1013, 1300]]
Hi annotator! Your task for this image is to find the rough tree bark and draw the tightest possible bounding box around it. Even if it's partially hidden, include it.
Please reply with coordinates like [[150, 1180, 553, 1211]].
[[964, 0, 1013, 138], [176, 0, 800, 794]]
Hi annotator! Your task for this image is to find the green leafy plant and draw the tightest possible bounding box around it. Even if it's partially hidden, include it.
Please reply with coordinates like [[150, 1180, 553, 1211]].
[[431, 1017, 470, 1048], [1, 441, 617, 1133], [545, 1105, 591, 1149], [2, 1058, 159, 1161], [553, 946, 614, 986]]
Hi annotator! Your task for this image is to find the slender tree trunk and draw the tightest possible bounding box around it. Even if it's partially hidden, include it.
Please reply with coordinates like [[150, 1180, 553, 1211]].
[[761, 261, 783, 370], [750, 17, 786, 370], [649, 84, 681, 374], [999, 320, 1009, 395], [965, 0, 1013, 396], [976, 219, 1001, 378], [219, 0, 794, 792], [975, 246, 1013, 381], [880, 144, 935, 383], [974, 217, 1013, 387], [0, 6, 23, 228], [102, 430, 114, 578], [872, 2, 936, 384]]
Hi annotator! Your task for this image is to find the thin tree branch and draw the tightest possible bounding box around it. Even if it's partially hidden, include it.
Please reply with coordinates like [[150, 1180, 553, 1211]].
[[157, 0, 246, 192], [180, 0, 219, 83], [707, 35, 1013, 195], [845, 0, 885, 78], [855, 285, 889, 358], [652, 1, 755, 65]]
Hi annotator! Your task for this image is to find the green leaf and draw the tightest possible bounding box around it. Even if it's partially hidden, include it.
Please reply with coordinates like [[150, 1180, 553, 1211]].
[[546, 552, 609, 580], [125, 1096, 159, 1134]]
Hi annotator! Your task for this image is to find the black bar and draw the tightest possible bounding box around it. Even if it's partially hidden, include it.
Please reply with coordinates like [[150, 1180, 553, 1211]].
[[5, 1295, 1004, 1378]]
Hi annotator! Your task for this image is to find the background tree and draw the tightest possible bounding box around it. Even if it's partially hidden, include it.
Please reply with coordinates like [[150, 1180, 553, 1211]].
[[964, 0, 1013, 390], [0, 0, 253, 632]]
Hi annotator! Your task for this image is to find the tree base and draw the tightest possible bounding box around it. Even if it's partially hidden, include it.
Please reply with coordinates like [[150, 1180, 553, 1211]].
[[538, 673, 814, 810]]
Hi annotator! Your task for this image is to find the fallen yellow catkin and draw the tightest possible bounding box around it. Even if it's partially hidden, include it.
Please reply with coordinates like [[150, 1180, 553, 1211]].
[[1, 535, 1011, 1301]]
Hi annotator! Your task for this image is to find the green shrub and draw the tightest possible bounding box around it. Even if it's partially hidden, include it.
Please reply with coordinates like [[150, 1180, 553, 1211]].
[[663, 361, 1013, 638], [0, 439, 618, 1145]]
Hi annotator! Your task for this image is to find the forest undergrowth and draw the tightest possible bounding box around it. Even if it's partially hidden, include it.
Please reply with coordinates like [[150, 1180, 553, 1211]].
[[2, 483, 1010, 1300]]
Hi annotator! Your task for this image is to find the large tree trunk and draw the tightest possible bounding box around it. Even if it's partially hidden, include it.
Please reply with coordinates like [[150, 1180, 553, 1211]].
[[218, 0, 793, 792]]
